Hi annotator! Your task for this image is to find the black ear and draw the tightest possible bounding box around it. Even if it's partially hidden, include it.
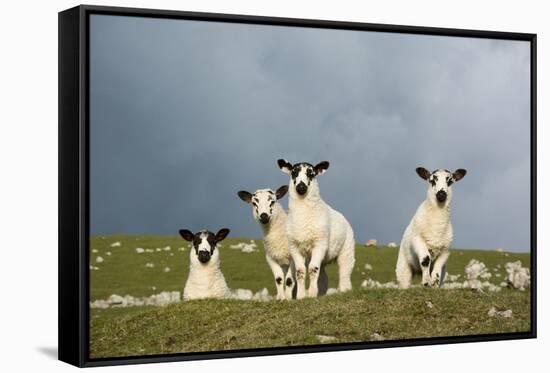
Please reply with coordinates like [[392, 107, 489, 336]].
[[179, 229, 194, 242], [237, 191, 253, 203], [416, 167, 431, 180], [453, 169, 467, 182], [275, 185, 288, 200], [314, 161, 330, 175], [215, 228, 230, 242], [277, 159, 293, 174]]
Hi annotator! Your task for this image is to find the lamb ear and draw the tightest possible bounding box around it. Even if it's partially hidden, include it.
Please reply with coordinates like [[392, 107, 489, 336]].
[[215, 228, 230, 242], [275, 185, 288, 200], [453, 169, 467, 182], [314, 161, 330, 175], [277, 159, 293, 174], [416, 167, 431, 180], [237, 191, 253, 203], [178, 229, 194, 242]]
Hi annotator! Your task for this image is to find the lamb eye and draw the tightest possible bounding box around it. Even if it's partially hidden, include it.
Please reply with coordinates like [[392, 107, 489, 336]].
[[291, 169, 299, 178], [270, 201, 275, 206], [306, 169, 315, 178]]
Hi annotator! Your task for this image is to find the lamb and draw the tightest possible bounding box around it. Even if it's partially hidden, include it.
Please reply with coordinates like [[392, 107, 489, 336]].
[[278, 159, 356, 299], [396, 167, 467, 288], [238, 185, 295, 300], [178, 228, 231, 300]]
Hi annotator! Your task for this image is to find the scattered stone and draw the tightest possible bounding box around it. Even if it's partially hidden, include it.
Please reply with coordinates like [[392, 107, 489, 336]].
[[370, 333, 385, 341], [178, 247, 186, 251], [364, 263, 373, 271], [425, 301, 434, 308], [316, 335, 336, 343], [135, 247, 145, 254], [106, 251, 112, 256], [230, 241, 257, 253], [92, 249, 98, 253], [96, 256, 104, 263], [361, 278, 399, 289], [505, 261, 530, 290], [365, 239, 377, 247], [495, 248, 504, 253], [164, 267, 171, 273], [326, 288, 338, 295], [110, 242, 121, 247], [145, 263, 155, 268], [387, 242, 398, 248], [488, 307, 513, 318], [145, 249, 154, 253], [163, 246, 171, 251]]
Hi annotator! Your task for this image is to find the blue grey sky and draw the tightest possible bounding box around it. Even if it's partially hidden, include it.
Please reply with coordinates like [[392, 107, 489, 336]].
[[89, 15, 531, 252]]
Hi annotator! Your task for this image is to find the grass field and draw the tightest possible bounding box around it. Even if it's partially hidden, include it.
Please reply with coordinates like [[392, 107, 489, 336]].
[[89, 235, 531, 358]]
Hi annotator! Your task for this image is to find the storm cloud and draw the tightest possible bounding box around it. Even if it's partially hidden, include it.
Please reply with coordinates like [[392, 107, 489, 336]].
[[89, 15, 531, 252]]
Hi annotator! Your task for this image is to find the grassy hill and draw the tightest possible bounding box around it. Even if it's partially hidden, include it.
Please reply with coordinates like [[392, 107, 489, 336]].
[[89, 235, 531, 358]]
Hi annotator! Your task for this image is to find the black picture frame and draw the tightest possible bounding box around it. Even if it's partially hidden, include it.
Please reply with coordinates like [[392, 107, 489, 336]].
[[58, 4, 537, 367]]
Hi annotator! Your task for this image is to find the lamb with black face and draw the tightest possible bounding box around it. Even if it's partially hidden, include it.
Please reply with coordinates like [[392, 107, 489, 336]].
[[277, 160, 329, 197], [179, 228, 230, 264]]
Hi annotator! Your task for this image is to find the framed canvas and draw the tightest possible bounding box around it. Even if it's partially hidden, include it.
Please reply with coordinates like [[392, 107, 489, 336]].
[[58, 4, 537, 367]]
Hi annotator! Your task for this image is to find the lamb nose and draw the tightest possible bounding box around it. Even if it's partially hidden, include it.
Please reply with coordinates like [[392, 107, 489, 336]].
[[260, 213, 269, 223]]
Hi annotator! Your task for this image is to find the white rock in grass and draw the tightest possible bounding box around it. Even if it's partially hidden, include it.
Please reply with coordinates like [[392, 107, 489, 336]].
[[252, 288, 272, 301], [145, 249, 154, 253], [365, 239, 377, 247], [387, 242, 398, 248], [364, 263, 373, 271], [505, 261, 530, 290], [488, 307, 513, 318], [145, 262, 155, 268], [370, 333, 385, 341], [178, 247, 186, 252], [361, 278, 399, 289], [96, 256, 104, 263], [135, 248, 145, 254], [231, 288, 254, 300], [110, 242, 121, 247], [326, 288, 339, 295], [106, 251, 112, 256], [169, 253, 174, 256], [164, 267, 171, 273], [316, 335, 336, 343], [92, 249, 98, 253], [156, 248, 162, 252], [464, 259, 490, 289], [163, 246, 171, 251], [230, 241, 257, 253]]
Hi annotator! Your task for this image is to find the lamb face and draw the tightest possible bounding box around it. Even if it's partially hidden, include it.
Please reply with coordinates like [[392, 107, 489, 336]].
[[277, 159, 329, 197], [179, 228, 230, 265], [416, 167, 467, 206], [238, 186, 288, 225]]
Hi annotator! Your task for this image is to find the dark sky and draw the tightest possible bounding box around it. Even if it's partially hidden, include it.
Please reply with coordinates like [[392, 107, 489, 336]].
[[89, 15, 531, 252]]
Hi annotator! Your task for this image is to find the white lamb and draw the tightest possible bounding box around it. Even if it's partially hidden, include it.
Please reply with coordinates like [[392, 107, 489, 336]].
[[178, 228, 231, 300], [238, 186, 295, 300], [278, 159, 355, 299], [396, 167, 467, 288]]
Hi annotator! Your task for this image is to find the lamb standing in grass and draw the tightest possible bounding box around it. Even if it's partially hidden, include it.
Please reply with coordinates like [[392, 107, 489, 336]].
[[396, 167, 467, 288], [278, 159, 355, 299], [179, 228, 231, 300], [238, 186, 295, 300]]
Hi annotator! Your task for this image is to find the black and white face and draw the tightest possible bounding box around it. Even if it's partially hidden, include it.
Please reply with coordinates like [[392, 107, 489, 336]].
[[277, 159, 329, 197], [416, 167, 467, 205], [178, 228, 230, 264], [238, 186, 288, 225]]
